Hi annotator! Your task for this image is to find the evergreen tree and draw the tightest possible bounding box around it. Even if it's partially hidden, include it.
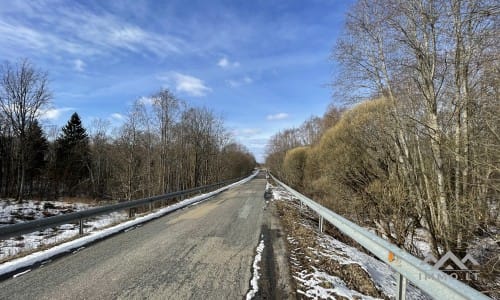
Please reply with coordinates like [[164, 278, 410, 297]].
[[56, 112, 90, 196], [25, 120, 48, 196]]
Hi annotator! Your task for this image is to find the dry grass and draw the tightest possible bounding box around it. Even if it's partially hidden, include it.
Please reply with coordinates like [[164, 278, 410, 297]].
[[274, 199, 386, 299], [55, 196, 99, 205]]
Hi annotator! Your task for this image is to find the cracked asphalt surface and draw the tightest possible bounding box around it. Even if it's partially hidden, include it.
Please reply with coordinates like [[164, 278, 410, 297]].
[[0, 176, 270, 300]]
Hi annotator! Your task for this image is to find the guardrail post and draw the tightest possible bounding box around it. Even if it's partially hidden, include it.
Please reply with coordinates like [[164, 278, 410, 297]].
[[149, 201, 153, 211], [79, 218, 84, 235], [319, 215, 324, 233], [396, 273, 407, 300]]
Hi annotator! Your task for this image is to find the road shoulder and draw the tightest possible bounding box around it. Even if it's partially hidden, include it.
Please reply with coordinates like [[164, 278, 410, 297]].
[[251, 200, 296, 299]]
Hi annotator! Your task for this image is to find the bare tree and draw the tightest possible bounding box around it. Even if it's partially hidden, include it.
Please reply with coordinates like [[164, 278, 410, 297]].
[[114, 101, 148, 201], [180, 107, 225, 187], [0, 59, 51, 200], [151, 89, 181, 194], [329, 0, 499, 255], [88, 118, 112, 198]]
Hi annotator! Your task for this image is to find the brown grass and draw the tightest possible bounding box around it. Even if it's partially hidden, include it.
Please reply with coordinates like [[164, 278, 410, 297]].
[[274, 199, 386, 299], [57, 196, 100, 205]]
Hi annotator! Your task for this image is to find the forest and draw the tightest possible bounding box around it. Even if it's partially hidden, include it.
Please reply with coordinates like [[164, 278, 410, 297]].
[[0, 60, 256, 203], [266, 0, 499, 260]]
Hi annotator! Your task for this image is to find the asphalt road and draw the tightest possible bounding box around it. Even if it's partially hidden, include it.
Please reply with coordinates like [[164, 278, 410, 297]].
[[0, 176, 276, 300]]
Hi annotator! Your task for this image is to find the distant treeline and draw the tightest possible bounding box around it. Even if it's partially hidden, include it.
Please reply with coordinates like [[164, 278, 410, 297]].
[[266, 0, 499, 262], [0, 60, 255, 202]]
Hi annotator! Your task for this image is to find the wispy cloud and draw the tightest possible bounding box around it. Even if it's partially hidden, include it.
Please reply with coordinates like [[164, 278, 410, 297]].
[[0, 1, 183, 59], [233, 128, 261, 138], [39, 107, 74, 121], [138, 96, 154, 106], [217, 56, 240, 69], [245, 138, 268, 149], [74, 59, 85, 72], [0, 20, 92, 59], [110, 113, 125, 121], [159, 72, 212, 97], [266, 113, 289, 121], [243, 137, 268, 163], [227, 76, 252, 88]]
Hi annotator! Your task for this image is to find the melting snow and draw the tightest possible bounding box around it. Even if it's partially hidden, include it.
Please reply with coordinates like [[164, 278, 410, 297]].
[[295, 267, 380, 300], [268, 179, 430, 300], [0, 200, 127, 261], [246, 236, 265, 300], [314, 231, 429, 299]]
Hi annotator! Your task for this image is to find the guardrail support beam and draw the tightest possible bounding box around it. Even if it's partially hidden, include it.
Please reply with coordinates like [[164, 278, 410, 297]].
[[396, 273, 407, 300], [319, 215, 324, 233], [79, 218, 84, 235]]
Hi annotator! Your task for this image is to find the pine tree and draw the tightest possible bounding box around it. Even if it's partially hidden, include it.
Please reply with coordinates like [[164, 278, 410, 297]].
[[56, 112, 90, 196]]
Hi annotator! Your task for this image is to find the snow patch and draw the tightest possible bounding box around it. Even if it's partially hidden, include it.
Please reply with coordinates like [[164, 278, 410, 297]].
[[270, 182, 430, 299], [265, 181, 273, 191], [269, 184, 292, 202], [315, 232, 428, 299], [295, 267, 379, 300], [246, 236, 265, 300], [0, 210, 127, 260]]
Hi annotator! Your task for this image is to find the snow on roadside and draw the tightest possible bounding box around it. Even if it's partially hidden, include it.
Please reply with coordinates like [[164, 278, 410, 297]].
[[265, 181, 273, 191], [0, 171, 258, 277], [315, 230, 429, 299], [270, 183, 291, 202], [246, 235, 265, 300], [268, 180, 430, 300], [287, 227, 388, 300], [1, 207, 126, 260], [295, 267, 380, 300]]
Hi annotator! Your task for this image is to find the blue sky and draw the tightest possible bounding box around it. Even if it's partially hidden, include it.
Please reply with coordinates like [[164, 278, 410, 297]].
[[0, 0, 353, 162]]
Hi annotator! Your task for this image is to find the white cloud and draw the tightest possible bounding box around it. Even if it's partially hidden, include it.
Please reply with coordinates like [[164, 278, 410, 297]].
[[39, 107, 74, 121], [74, 59, 85, 72], [138, 96, 154, 106], [227, 80, 239, 88], [218, 57, 229, 68], [217, 56, 240, 69], [0, 2, 183, 59], [227, 76, 253, 88], [266, 113, 289, 121], [233, 128, 261, 137], [163, 72, 211, 97], [110, 113, 125, 121], [242, 128, 260, 135], [0, 20, 93, 59]]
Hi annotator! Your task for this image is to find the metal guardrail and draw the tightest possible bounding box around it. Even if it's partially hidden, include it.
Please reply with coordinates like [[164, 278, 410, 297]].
[[0, 175, 250, 240], [270, 174, 490, 300]]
